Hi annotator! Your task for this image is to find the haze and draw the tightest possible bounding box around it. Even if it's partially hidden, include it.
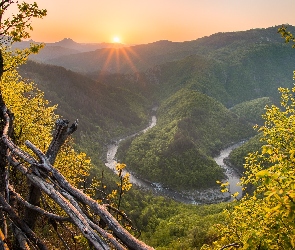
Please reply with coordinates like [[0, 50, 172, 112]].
[[15, 0, 295, 44]]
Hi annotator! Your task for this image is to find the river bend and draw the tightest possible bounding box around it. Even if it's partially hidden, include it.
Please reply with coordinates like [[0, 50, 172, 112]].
[[105, 115, 243, 204]]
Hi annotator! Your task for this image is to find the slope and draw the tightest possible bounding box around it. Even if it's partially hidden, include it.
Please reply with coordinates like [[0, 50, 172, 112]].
[[118, 89, 255, 191], [148, 43, 295, 107], [43, 25, 295, 74], [19, 61, 151, 146]]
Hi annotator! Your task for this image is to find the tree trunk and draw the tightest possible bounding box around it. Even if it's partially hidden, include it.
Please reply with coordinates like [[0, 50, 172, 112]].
[[0, 49, 8, 245], [24, 119, 78, 230]]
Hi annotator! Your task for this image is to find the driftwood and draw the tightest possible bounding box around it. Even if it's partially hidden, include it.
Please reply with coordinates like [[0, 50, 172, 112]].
[[0, 53, 153, 249], [0, 102, 153, 249], [24, 118, 78, 230]]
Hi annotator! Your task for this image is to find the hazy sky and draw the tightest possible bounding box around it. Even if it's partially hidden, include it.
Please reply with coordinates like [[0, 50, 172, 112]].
[[11, 0, 295, 44]]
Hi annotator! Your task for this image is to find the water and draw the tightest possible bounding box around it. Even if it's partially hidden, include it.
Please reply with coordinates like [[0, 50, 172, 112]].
[[104, 114, 244, 204], [213, 143, 244, 200], [105, 115, 157, 187]]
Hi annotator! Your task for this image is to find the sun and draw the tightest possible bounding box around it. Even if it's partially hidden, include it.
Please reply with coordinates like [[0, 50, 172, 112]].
[[113, 36, 120, 43]]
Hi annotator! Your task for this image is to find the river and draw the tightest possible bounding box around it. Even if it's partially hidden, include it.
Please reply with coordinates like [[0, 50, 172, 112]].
[[105, 114, 243, 204]]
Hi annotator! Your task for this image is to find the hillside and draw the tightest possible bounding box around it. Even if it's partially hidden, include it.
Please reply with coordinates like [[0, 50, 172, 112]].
[[19, 61, 152, 150], [118, 89, 255, 190], [148, 43, 295, 107], [18, 26, 295, 192], [40, 26, 295, 74], [230, 97, 273, 125]]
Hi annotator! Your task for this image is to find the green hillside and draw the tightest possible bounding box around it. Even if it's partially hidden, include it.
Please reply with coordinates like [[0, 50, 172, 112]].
[[43, 26, 295, 75], [19, 26, 294, 192], [19, 61, 154, 164], [149, 43, 295, 107], [231, 97, 272, 125], [19, 61, 151, 137], [119, 89, 255, 190]]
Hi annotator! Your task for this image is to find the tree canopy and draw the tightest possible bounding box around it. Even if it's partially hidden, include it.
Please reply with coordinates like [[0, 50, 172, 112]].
[[202, 28, 295, 248], [0, 1, 153, 249]]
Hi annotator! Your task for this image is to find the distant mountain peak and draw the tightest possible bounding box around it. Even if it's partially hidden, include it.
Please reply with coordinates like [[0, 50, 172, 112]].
[[55, 38, 78, 46], [152, 40, 173, 45]]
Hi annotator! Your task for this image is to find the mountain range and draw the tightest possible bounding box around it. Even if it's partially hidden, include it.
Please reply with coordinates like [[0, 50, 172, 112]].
[[13, 37, 127, 62], [21, 25, 295, 75], [18, 25, 295, 191]]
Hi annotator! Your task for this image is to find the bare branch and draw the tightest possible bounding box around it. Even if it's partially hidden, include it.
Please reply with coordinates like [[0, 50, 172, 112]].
[[220, 243, 240, 249], [0, 194, 47, 250], [9, 185, 71, 222], [23, 119, 78, 230], [12, 162, 110, 249]]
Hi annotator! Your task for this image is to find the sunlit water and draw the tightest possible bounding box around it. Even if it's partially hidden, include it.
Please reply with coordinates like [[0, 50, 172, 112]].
[[105, 114, 244, 204]]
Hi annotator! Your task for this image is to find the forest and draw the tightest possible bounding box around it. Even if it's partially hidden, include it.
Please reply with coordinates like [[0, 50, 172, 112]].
[[1, 1, 295, 249]]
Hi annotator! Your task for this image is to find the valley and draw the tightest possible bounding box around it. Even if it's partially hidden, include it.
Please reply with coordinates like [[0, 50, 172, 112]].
[[105, 110, 241, 204], [18, 25, 295, 193], [16, 25, 295, 249]]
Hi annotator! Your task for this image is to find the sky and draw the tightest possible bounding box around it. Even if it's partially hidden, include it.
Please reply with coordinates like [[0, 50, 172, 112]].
[[9, 0, 295, 45]]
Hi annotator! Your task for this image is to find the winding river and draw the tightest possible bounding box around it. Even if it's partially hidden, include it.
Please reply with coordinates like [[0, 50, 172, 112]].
[[105, 114, 243, 204]]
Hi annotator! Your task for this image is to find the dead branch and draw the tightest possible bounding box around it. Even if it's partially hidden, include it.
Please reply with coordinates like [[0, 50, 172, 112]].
[[24, 119, 77, 230], [9, 186, 71, 222], [0, 101, 153, 249], [0, 194, 47, 250], [220, 243, 240, 249]]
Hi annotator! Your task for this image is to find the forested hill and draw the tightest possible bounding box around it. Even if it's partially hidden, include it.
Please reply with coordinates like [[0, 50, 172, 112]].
[[118, 89, 254, 190], [36, 25, 295, 74], [19, 61, 151, 143], [19, 25, 295, 191], [148, 42, 295, 107]]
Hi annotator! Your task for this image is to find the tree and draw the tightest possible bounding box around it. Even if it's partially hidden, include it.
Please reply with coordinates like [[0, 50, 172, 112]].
[[201, 26, 295, 250], [0, 1, 153, 249]]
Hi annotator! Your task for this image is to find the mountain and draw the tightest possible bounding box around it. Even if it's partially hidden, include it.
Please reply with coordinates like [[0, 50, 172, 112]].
[[13, 38, 127, 62], [147, 42, 295, 107], [19, 61, 151, 145], [18, 25, 295, 191], [118, 89, 254, 190], [46, 38, 126, 52], [41, 26, 295, 74]]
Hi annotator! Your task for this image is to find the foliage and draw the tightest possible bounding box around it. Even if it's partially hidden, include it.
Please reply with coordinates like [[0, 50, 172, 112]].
[[0, 1, 46, 42], [278, 25, 295, 48], [120, 88, 254, 190], [107, 163, 132, 210], [231, 97, 272, 125], [0, 1, 47, 68], [203, 87, 295, 249], [1, 50, 92, 188], [225, 134, 264, 174], [120, 191, 229, 250]]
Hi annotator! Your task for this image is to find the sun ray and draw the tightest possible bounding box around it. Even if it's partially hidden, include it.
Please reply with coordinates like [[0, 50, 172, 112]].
[[120, 47, 138, 73], [100, 48, 116, 74], [98, 44, 143, 76]]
